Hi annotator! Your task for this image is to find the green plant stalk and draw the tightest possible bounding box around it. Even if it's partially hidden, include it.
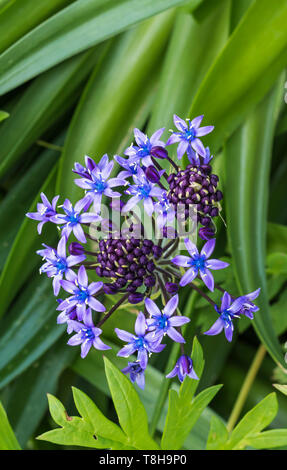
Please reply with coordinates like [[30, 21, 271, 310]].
[[149, 291, 198, 436], [227, 344, 266, 432]]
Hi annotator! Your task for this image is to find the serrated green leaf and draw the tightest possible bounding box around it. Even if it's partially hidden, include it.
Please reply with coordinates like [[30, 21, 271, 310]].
[[0, 0, 200, 94], [0, 401, 21, 450], [72, 387, 127, 444], [161, 337, 221, 450], [225, 78, 285, 366], [72, 341, 222, 450], [224, 393, 278, 449], [104, 357, 159, 450], [47, 394, 68, 427], [246, 429, 287, 449], [206, 415, 229, 450], [161, 385, 222, 450], [39, 393, 112, 449], [188, 0, 287, 153]]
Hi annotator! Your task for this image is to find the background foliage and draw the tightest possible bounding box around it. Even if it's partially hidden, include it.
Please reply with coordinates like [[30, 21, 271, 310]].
[[0, 0, 287, 450]]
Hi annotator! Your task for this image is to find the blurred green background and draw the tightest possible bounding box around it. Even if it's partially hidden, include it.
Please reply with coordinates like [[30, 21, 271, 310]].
[[0, 0, 287, 450]]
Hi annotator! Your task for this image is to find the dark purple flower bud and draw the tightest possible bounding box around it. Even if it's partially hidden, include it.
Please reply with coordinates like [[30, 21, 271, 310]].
[[166, 355, 199, 383], [198, 226, 215, 241], [150, 146, 168, 159], [144, 276, 156, 287], [68, 242, 85, 255], [103, 283, 118, 294], [165, 282, 179, 294], [128, 293, 144, 304], [145, 165, 161, 184]]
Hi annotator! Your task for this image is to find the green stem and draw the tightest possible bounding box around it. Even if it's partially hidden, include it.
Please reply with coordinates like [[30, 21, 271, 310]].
[[36, 140, 63, 152], [149, 291, 198, 437], [226, 344, 266, 432]]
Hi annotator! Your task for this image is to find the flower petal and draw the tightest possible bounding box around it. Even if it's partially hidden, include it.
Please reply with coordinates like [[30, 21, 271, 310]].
[[180, 267, 198, 287], [204, 318, 224, 336], [163, 294, 178, 317]]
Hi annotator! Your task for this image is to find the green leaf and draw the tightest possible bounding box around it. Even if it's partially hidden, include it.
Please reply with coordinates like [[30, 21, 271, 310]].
[[224, 393, 278, 449], [38, 394, 106, 449], [38, 373, 157, 450], [0, 277, 63, 388], [267, 252, 287, 275], [271, 290, 287, 336], [72, 341, 221, 450], [188, 0, 287, 153], [273, 384, 287, 396], [206, 415, 229, 450], [0, 110, 9, 122], [247, 429, 287, 449], [4, 337, 76, 447], [161, 337, 222, 450], [72, 387, 127, 444], [104, 357, 159, 450], [0, 138, 61, 270], [56, 12, 174, 202], [0, 166, 57, 319], [148, 0, 230, 141], [0, 0, 74, 54], [0, 401, 21, 450], [225, 78, 286, 366], [0, 48, 101, 179], [0, 0, 198, 94], [267, 222, 287, 254]]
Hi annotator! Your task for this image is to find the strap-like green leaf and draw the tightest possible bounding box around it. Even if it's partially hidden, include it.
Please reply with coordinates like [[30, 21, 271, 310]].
[[225, 79, 285, 366], [188, 0, 287, 153], [0, 0, 201, 94], [56, 12, 174, 202], [0, 401, 21, 450], [0, 48, 101, 179], [0, 0, 73, 54]]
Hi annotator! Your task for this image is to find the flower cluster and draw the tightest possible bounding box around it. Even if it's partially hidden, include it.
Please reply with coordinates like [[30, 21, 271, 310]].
[[27, 114, 260, 388]]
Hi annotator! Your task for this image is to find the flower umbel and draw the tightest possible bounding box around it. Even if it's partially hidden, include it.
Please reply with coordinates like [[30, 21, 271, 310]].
[[26, 114, 260, 387]]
